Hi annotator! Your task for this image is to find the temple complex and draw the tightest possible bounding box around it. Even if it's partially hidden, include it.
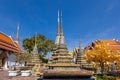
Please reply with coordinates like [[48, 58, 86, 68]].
[[0, 25, 21, 70], [47, 11, 80, 70]]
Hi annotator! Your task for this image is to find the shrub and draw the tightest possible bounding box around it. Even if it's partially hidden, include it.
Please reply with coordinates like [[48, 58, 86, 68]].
[[96, 75, 116, 80]]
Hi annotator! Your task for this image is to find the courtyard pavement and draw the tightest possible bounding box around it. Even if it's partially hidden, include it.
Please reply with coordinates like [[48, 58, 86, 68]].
[[0, 70, 36, 80]]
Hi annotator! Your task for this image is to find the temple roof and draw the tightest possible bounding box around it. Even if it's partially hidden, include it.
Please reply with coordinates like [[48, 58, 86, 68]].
[[0, 32, 14, 44], [85, 40, 120, 51], [68, 52, 73, 58], [97, 40, 120, 50], [0, 32, 21, 53], [98, 40, 120, 45], [109, 45, 120, 50], [73, 48, 79, 55]]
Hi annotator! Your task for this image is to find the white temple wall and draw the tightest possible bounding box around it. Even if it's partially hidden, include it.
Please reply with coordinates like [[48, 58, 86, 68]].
[[4, 58, 8, 70], [3, 52, 15, 70], [3, 52, 23, 70], [8, 53, 16, 69]]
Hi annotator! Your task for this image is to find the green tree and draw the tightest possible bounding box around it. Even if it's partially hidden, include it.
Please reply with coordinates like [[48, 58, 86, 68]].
[[39, 54, 48, 63], [23, 34, 54, 57], [16, 51, 32, 66]]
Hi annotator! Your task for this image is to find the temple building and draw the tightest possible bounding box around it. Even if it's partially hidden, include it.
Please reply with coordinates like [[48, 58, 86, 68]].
[[0, 25, 21, 70], [68, 51, 74, 59], [47, 11, 80, 70], [84, 39, 120, 71]]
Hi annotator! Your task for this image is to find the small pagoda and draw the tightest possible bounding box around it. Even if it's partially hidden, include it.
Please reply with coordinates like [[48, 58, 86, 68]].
[[31, 44, 41, 64], [47, 11, 80, 70], [25, 37, 41, 69], [75, 42, 94, 69], [75, 42, 83, 65]]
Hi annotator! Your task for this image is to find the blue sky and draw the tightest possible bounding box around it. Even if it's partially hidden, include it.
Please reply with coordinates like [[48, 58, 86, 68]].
[[0, 0, 120, 52]]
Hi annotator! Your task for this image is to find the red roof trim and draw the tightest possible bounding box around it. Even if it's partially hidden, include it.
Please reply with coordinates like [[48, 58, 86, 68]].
[[0, 39, 15, 47], [0, 43, 18, 53], [0, 41, 19, 51]]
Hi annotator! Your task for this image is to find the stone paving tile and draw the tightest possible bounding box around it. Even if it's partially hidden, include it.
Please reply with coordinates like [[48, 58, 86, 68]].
[[0, 70, 36, 80]]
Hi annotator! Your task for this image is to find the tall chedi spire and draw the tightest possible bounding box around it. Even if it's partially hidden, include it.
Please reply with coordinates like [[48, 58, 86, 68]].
[[55, 10, 66, 46], [79, 41, 83, 54], [47, 10, 80, 70], [33, 34, 38, 54], [16, 23, 20, 44]]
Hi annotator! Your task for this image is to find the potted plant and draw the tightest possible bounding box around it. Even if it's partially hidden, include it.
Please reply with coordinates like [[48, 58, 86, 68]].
[[15, 51, 32, 76], [8, 64, 21, 76], [20, 51, 32, 76]]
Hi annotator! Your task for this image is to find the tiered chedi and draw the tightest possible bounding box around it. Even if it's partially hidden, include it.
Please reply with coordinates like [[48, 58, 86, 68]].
[[26, 40, 41, 69], [48, 11, 80, 70], [74, 42, 93, 69], [75, 42, 83, 65], [31, 44, 41, 64]]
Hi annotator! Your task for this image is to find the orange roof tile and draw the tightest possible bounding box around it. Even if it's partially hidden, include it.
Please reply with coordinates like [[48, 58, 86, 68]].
[[98, 40, 120, 50], [0, 32, 14, 45], [85, 40, 120, 51], [99, 40, 120, 45], [0, 32, 21, 53], [109, 45, 120, 50]]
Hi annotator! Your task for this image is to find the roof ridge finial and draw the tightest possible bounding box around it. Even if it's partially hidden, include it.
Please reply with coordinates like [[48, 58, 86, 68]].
[[55, 10, 66, 46], [33, 32, 38, 54], [16, 23, 20, 44], [57, 10, 63, 36], [79, 40, 82, 50], [78, 36, 83, 54], [35, 32, 37, 46]]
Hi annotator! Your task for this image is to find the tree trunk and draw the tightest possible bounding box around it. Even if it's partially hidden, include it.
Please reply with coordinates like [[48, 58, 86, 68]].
[[25, 62, 27, 66], [100, 62, 104, 75]]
